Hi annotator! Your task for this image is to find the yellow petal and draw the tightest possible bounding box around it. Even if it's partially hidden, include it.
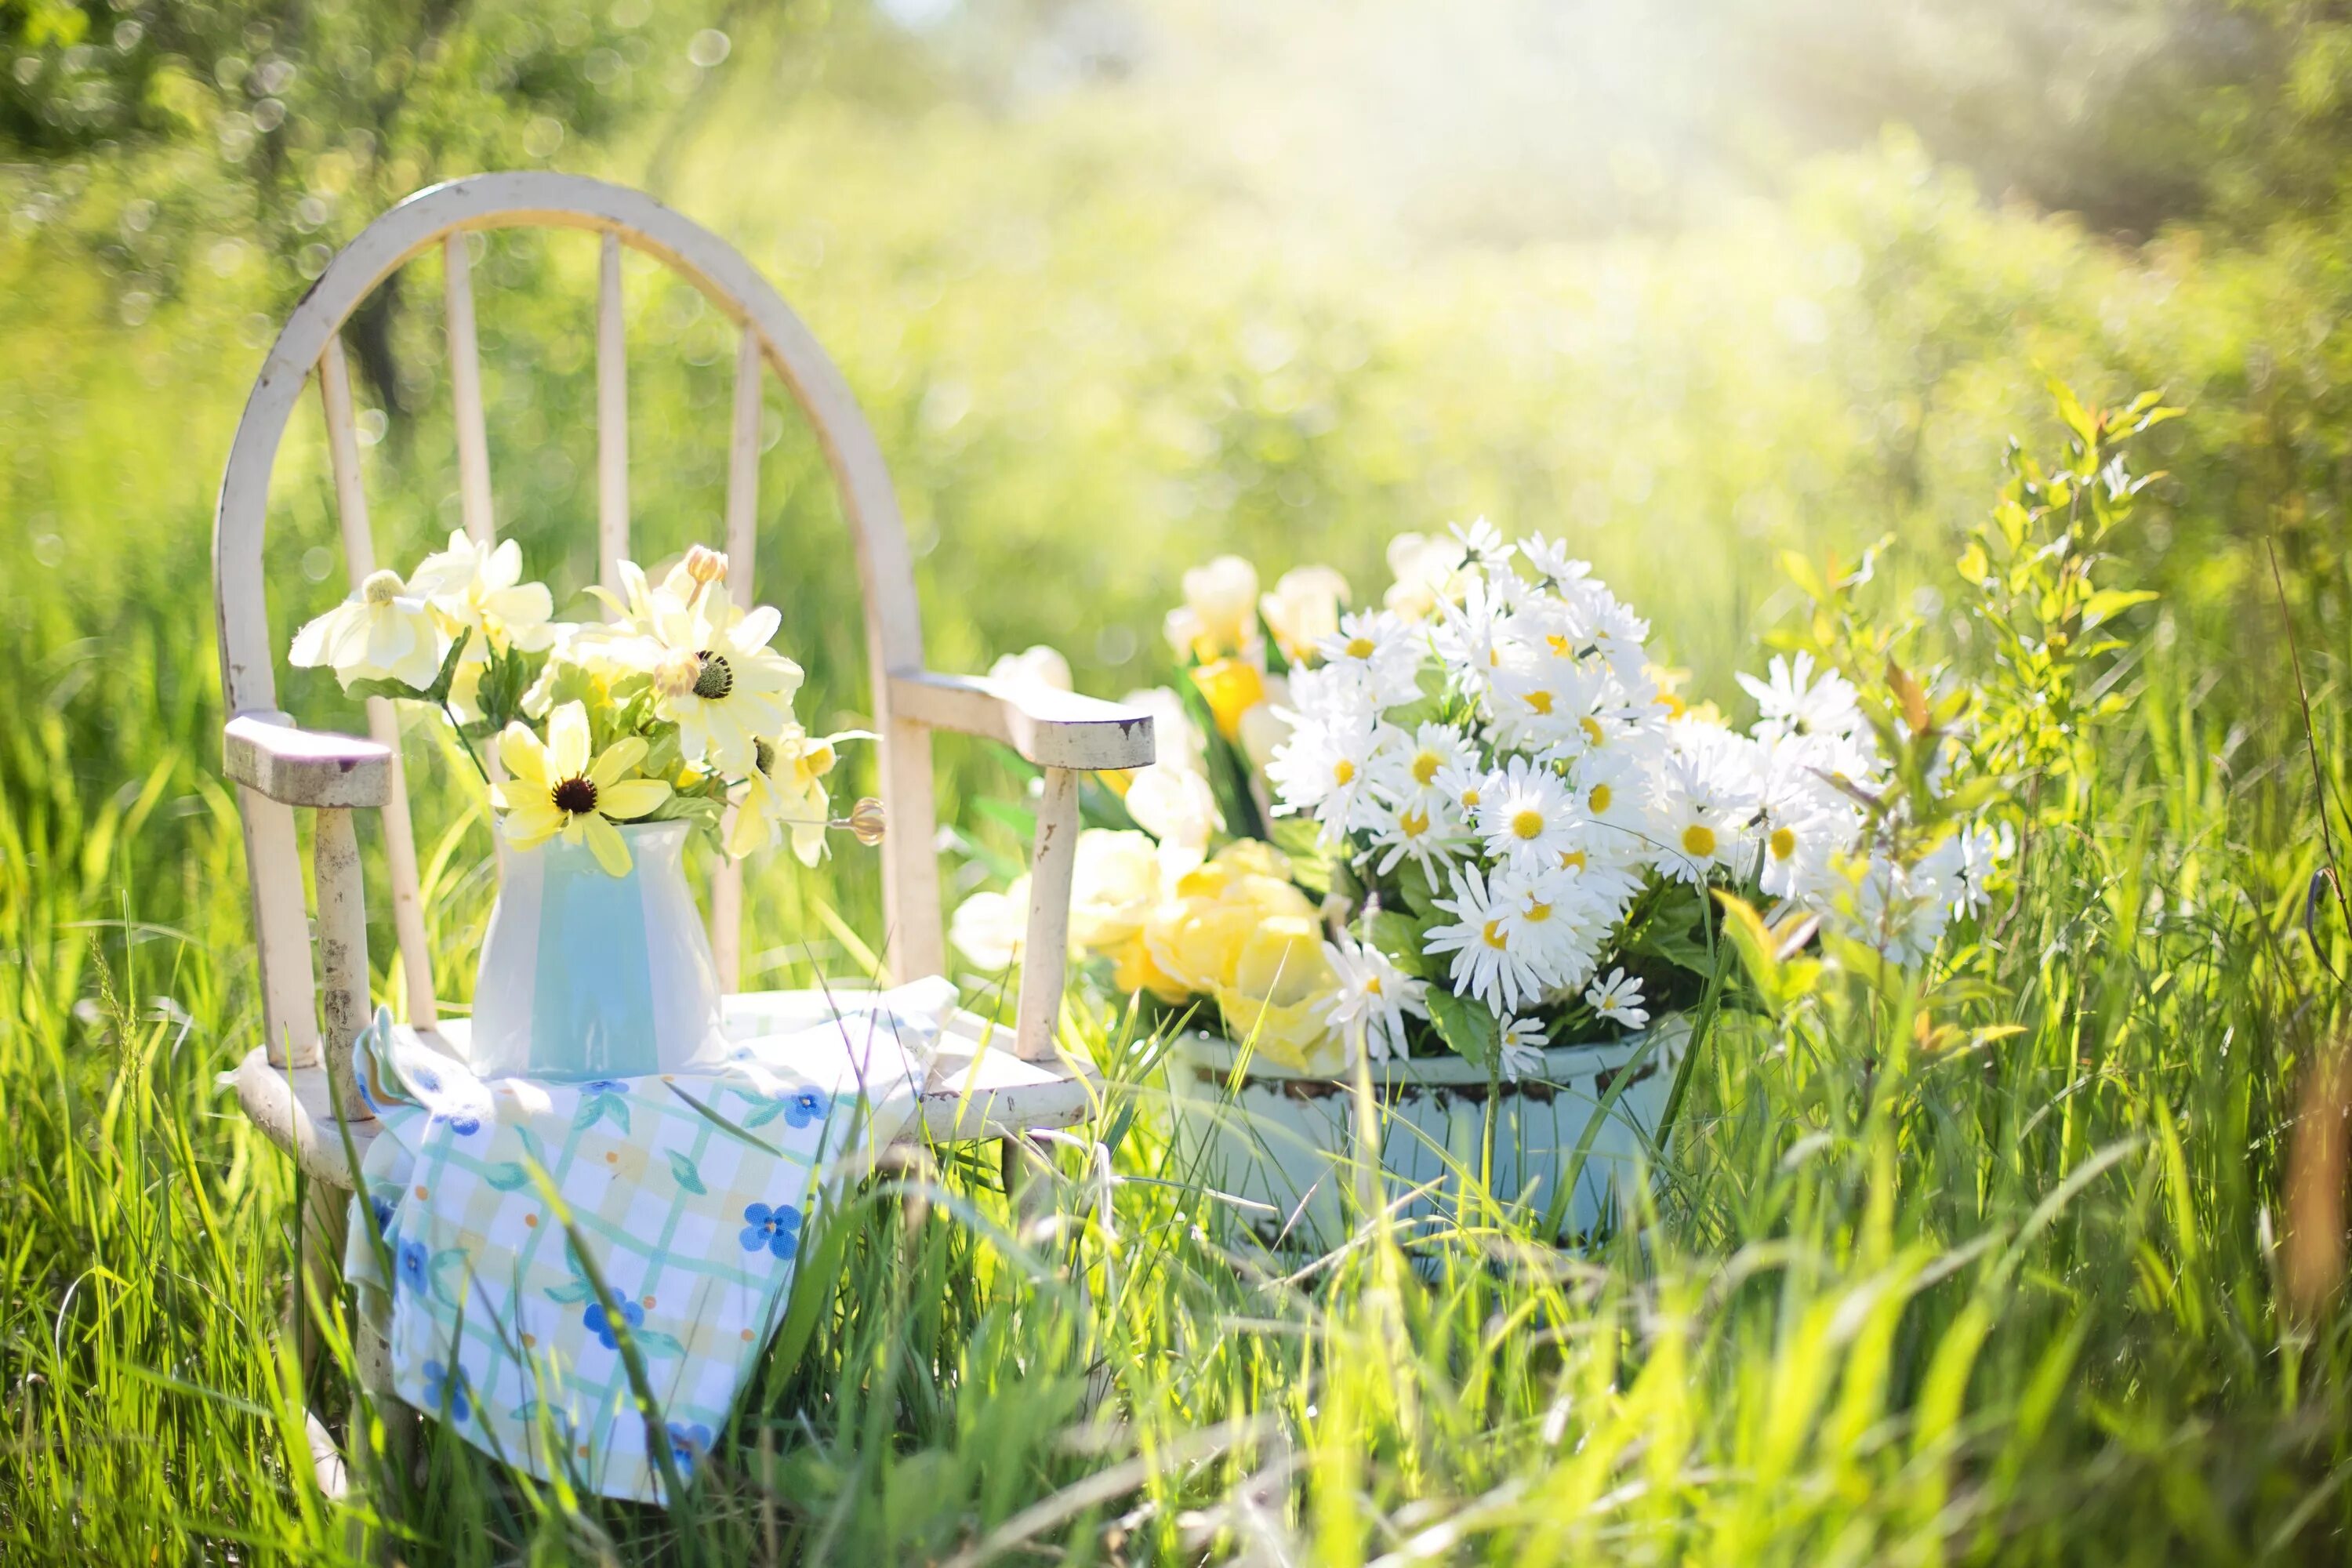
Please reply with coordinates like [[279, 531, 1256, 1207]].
[[502, 799, 565, 849], [588, 736, 648, 788], [499, 724, 550, 788], [548, 702, 591, 779], [596, 779, 670, 820], [583, 812, 633, 877]]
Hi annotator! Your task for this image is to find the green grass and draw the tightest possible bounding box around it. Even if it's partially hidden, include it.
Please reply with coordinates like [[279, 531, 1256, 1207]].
[[8, 10, 2352, 1560]]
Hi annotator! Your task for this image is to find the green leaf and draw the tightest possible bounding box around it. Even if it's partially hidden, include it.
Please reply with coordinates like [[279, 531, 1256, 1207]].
[[1394, 857, 1440, 918], [1425, 986, 1497, 1073], [1368, 909, 1430, 978], [666, 1149, 707, 1195], [633, 1330, 686, 1358], [2080, 588, 2158, 630], [1266, 817, 1331, 895], [543, 1279, 596, 1305]]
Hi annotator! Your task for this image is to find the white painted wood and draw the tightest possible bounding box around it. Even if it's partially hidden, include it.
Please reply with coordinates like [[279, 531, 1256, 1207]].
[[238, 790, 319, 1069], [318, 338, 437, 1028], [444, 234, 495, 546], [710, 328, 765, 991], [888, 671, 1156, 770], [216, 174, 948, 981], [1015, 768, 1080, 1062], [313, 808, 377, 1123], [224, 713, 392, 810], [597, 230, 628, 606]]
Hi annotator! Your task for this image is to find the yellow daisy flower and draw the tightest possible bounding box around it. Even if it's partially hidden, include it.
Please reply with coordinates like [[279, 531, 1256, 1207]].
[[492, 702, 672, 877]]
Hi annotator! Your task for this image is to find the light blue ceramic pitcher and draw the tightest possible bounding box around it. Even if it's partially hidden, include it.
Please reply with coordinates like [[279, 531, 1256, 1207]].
[[466, 819, 727, 1080]]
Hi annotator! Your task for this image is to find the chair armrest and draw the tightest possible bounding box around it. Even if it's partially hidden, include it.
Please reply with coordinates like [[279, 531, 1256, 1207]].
[[887, 670, 1155, 771], [223, 711, 394, 810]]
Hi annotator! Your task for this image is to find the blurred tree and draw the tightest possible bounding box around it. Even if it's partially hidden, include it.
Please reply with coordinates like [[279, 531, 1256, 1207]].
[[0, 0, 735, 407]]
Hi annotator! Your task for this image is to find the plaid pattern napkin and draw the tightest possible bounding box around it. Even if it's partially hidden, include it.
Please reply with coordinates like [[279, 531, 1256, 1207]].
[[340, 980, 952, 1503]]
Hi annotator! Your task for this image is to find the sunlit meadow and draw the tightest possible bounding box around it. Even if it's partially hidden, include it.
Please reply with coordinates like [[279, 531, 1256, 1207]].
[[4, 1, 2350, 1562]]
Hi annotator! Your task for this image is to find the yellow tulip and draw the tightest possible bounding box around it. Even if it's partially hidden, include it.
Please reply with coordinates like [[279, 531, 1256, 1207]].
[[1189, 656, 1267, 741]]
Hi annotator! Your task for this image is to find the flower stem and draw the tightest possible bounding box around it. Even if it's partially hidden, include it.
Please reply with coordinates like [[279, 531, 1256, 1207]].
[[441, 701, 493, 789]]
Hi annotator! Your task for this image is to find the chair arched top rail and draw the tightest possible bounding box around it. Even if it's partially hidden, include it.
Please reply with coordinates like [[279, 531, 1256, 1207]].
[[212, 169, 924, 720]]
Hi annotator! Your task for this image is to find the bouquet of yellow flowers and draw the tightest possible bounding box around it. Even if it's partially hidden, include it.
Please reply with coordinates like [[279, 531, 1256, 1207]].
[[287, 537, 867, 877]]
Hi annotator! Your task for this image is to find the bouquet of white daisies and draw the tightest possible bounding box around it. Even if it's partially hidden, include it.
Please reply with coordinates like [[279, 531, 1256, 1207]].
[[1265, 521, 2004, 1081]]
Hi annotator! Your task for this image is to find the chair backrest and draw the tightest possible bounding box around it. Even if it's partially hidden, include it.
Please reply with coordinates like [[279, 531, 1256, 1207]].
[[215, 172, 946, 1063]]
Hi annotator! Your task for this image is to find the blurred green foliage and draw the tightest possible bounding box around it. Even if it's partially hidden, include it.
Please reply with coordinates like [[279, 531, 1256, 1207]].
[[5, 1, 2352, 1559]]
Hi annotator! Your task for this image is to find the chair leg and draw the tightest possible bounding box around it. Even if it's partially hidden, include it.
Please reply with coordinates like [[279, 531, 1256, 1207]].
[[288, 1178, 350, 1385]]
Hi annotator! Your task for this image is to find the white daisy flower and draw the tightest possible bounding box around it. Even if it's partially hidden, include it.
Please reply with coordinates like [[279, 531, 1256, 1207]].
[[1450, 516, 1515, 568], [1366, 793, 1468, 876], [1425, 865, 1548, 1014], [1316, 609, 1425, 707], [1265, 702, 1393, 842], [1517, 534, 1592, 593], [1474, 756, 1582, 874], [1491, 864, 1606, 993], [1378, 721, 1479, 811], [1319, 928, 1428, 1062], [1738, 652, 1865, 746], [1583, 967, 1649, 1029], [1496, 1014, 1550, 1083]]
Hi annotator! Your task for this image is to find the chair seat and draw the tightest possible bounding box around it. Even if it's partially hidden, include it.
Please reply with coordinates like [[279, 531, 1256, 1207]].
[[230, 989, 1097, 1188]]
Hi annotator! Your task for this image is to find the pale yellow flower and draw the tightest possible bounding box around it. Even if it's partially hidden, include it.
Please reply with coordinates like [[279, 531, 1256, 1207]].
[[1067, 829, 1163, 950], [289, 568, 448, 691], [1163, 555, 1261, 660], [1381, 532, 1470, 620], [1189, 656, 1266, 741], [949, 879, 1030, 970], [1216, 915, 1343, 1073], [1260, 564, 1349, 665], [598, 557, 804, 775], [492, 702, 672, 877], [986, 644, 1073, 694], [408, 530, 557, 656], [726, 724, 868, 866]]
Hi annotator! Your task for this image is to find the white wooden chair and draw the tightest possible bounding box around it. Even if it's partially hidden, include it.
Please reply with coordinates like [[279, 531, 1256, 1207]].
[[215, 172, 1152, 1492]]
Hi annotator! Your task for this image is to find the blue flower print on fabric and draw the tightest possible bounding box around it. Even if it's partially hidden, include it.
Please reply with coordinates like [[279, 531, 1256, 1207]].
[[666, 1421, 713, 1475], [412, 1065, 442, 1094], [368, 1192, 397, 1236], [422, 1358, 471, 1424], [779, 1087, 830, 1130], [582, 1079, 630, 1096], [583, 1299, 644, 1350], [397, 1239, 429, 1295], [431, 1109, 481, 1138], [739, 1201, 803, 1261]]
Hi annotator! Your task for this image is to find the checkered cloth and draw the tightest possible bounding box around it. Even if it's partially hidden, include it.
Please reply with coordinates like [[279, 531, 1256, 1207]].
[[341, 980, 951, 1504]]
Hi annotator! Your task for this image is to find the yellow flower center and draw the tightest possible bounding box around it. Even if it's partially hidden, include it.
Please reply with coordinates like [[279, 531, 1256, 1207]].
[[1559, 849, 1587, 872], [1589, 783, 1611, 814], [1546, 633, 1572, 656], [1682, 822, 1718, 858], [1525, 900, 1552, 924], [1400, 805, 1430, 836], [1523, 689, 1555, 716], [1333, 758, 1357, 786], [1481, 919, 1508, 949], [1366, 975, 1384, 996], [1459, 786, 1481, 809], [1512, 808, 1546, 840], [1769, 826, 1797, 861], [361, 569, 404, 606], [1411, 750, 1441, 786], [1581, 716, 1605, 746], [1345, 636, 1377, 659]]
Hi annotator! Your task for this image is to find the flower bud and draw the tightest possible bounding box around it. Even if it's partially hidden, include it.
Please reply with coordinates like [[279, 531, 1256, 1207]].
[[683, 544, 729, 588], [652, 650, 702, 701]]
